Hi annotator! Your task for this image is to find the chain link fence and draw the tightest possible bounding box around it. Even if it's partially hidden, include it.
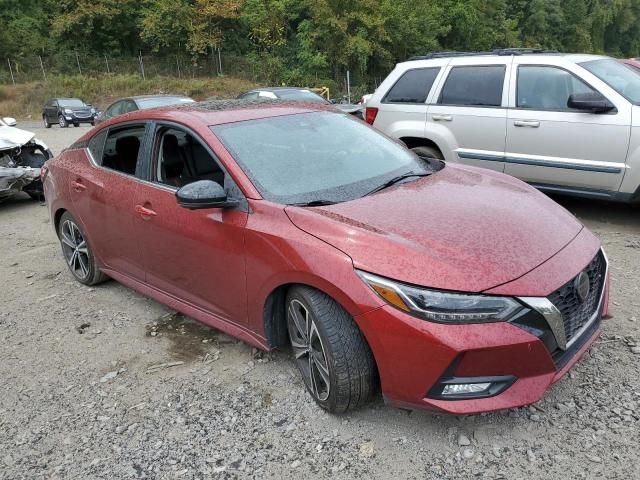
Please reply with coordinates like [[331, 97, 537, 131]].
[[1, 52, 256, 85]]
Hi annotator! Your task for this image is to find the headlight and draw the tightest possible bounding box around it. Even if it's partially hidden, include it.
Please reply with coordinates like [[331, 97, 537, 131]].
[[356, 270, 524, 324], [64, 108, 72, 114]]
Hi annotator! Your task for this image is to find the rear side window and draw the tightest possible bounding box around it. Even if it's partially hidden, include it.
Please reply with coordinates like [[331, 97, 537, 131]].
[[383, 68, 440, 103], [87, 130, 107, 164], [101, 125, 146, 176], [439, 66, 505, 107]]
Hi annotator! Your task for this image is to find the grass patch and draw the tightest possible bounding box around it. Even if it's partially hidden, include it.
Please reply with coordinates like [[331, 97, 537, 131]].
[[0, 74, 257, 119]]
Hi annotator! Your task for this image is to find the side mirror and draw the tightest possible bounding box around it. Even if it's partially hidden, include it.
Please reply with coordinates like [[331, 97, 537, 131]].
[[175, 180, 238, 210], [567, 92, 615, 113], [2, 117, 17, 126]]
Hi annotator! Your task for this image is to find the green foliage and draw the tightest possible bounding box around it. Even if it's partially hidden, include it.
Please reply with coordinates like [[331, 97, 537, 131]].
[[4, 0, 640, 90]]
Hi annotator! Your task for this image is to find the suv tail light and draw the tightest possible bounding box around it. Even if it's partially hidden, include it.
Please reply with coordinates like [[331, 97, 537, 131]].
[[365, 107, 379, 125]]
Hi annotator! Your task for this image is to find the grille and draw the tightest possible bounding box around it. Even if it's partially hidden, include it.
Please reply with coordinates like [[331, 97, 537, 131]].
[[548, 250, 606, 342], [73, 111, 91, 118]]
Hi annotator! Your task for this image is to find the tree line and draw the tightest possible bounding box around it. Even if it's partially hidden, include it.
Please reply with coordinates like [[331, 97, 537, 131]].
[[2, 0, 640, 88]]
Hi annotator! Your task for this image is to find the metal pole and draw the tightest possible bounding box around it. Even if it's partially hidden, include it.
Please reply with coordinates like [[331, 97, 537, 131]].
[[75, 51, 82, 75], [176, 56, 181, 78], [104, 54, 110, 74], [7, 58, 15, 85], [38, 55, 47, 81], [139, 51, 145, 80], [218, 48, 223, 76], [346, 70, 351, 104]]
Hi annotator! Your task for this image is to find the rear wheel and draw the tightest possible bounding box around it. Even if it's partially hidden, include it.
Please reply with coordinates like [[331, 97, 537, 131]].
[[411, 145, 444, 160], [286, 286, 377, 413], [43, 116, 51, 128], [58, 212, 108, 285], [58, 115, 68, 128]]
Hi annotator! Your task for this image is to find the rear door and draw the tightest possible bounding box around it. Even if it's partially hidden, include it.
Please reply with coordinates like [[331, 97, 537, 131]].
[[428, 59, 511, 172], [132, 122, 249, 325], [505, 59, 630, 192], [68, 123, 150, 280]]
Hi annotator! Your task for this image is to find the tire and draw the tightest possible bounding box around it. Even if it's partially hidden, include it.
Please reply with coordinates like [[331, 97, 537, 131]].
[[411, 145, 444, 160], [58, 212, 108, 285], [286, 286, 377, 413], [91, 121, 95, 126], [73, 123, 79, 127], [58, 115, 68, 128], [43, 116, 51, 128]]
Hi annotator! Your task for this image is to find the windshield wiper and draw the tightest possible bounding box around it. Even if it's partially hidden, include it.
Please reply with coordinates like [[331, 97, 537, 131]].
[[364, 171, 431, 196], [289, 199, 338, 207]]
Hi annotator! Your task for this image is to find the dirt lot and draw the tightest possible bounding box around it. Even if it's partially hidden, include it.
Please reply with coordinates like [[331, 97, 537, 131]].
[[1, 123, 639, 479]]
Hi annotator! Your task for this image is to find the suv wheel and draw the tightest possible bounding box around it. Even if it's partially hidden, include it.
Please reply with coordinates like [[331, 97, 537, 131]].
[[58, 212, 108, 285], [286, 286, 377, 413], [58, 115, 68, 128], [411, 145, 444, 160], [43, 116, 51, 128]]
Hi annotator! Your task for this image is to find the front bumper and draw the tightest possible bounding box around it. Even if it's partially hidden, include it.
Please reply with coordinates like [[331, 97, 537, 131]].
[[356, 246, 609, 414], [64, 114, 96, 124]]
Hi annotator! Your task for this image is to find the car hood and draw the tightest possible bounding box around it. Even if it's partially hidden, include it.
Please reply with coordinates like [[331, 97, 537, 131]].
[[285, 164, 583, 293], [0, 125, 35, 150]]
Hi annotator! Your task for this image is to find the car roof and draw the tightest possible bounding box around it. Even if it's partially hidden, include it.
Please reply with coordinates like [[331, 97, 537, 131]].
[[251, 87, 312, 92], [100, 99, 336, 128], [399, 51, 609, 68], [129, 94, 193, 100]]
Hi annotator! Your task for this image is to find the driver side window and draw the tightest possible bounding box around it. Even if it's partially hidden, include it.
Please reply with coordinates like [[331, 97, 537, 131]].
[[517, 66, 597, 111], [154, 127, 226, 189]]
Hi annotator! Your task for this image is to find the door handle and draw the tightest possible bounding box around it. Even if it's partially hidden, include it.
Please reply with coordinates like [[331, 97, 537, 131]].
[[514, 120, 540, 128], [135, 204, 157, 219], [432, 114, 453, 122], [71, 180, 86, 192]]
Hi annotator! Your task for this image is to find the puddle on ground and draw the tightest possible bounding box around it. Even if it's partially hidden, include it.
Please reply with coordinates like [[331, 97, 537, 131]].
[[145, 312, 233, 362]]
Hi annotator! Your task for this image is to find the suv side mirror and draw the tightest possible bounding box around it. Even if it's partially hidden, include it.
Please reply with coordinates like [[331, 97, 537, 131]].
[[175, 180, 239, 209], [567, 92, 615, 113], [2, 117, 17, 126]]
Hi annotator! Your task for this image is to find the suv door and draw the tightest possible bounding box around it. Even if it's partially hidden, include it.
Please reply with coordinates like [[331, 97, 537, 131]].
[[133, 123, 249, 325], [428, 60, 510, 172], [505, 61, 629, 193], [68, 123, 149, 281]]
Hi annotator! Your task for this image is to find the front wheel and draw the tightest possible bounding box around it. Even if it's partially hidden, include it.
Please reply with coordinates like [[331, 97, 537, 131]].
[[286, 286, 377, 413], [58, 115, 68, 128], [58, 212, 108, 285]]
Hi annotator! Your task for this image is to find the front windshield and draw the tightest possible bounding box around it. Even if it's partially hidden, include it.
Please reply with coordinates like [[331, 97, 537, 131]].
[[276, 90, 327, 103], [137, 97, 194, 109], [212, 112, 432, 204], [580, 59, 640, 104], [59, 98, 85, 107]]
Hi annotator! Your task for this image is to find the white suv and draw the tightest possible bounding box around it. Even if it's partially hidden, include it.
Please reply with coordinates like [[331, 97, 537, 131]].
[[365, 49, 640, 202]]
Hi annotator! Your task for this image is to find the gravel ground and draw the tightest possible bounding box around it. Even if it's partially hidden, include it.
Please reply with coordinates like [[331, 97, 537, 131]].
[[1, 123, 639, 480]]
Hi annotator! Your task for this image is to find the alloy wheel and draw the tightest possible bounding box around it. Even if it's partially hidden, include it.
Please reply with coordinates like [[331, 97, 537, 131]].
[[60, 219, 89, 280], [287, 299, 331, 401], [59, 115, 65, 127]]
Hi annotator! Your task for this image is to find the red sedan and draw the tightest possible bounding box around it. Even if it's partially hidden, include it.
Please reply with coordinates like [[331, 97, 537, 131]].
[[43, 100, 610, 414]]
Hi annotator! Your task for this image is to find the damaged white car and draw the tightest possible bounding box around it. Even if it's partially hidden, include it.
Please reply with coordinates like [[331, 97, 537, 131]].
[[0, 117, 53, 201]]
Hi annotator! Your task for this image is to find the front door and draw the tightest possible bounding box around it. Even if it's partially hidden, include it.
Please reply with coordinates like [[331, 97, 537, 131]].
[[505, 63, 630, 192], [133, 124, 249, 325], [68, 124, 148, 280]]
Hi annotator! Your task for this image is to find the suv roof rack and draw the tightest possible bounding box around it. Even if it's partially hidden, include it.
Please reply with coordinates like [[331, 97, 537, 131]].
[[407, 48, 559, 61]]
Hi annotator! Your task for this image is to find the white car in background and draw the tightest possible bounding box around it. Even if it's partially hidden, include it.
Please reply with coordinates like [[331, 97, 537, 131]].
[[365, 48, 640, 203]]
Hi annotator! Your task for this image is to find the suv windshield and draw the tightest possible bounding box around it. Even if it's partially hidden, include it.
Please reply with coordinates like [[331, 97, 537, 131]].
[[580, 59, 640, 104], [59, 98, 85, 107], [212, 112, 434, 205]]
